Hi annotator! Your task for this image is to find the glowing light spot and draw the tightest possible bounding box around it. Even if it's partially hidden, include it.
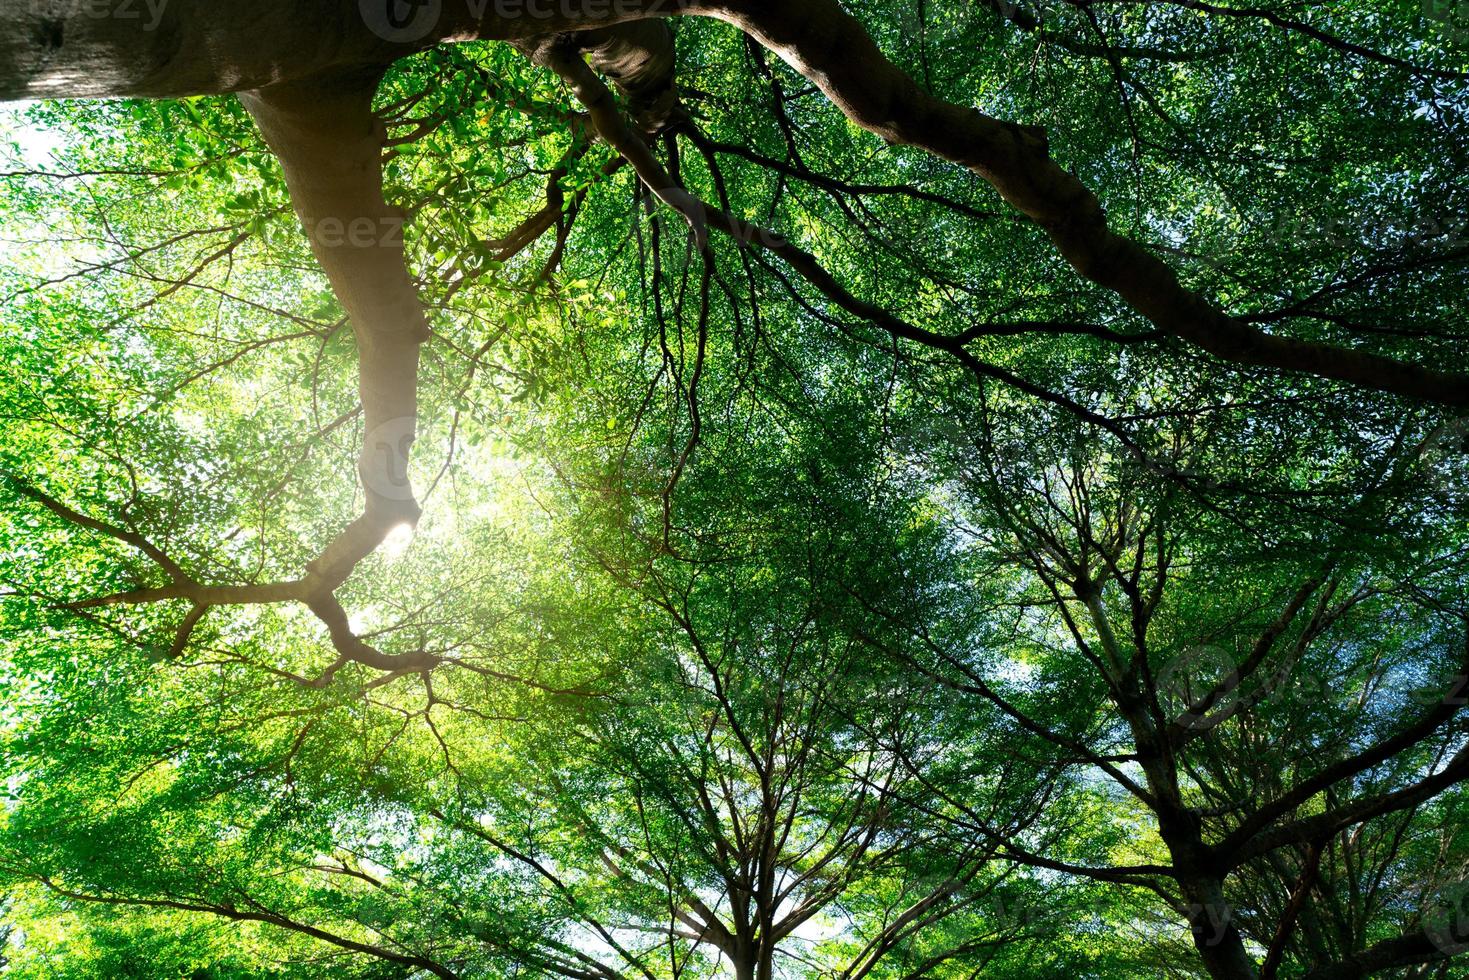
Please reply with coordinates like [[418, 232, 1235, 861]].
[[381, 522, 415, 560]]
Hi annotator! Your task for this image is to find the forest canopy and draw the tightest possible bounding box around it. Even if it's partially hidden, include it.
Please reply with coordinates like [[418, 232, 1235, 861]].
[[0, 1, 1467, 978]]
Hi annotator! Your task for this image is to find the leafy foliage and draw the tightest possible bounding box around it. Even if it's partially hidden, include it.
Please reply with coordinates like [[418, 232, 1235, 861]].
[[1, 3, 1467, 978]]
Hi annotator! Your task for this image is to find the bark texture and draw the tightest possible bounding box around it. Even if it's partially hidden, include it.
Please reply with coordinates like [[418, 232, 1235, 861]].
[[240, 70, 428, 580]]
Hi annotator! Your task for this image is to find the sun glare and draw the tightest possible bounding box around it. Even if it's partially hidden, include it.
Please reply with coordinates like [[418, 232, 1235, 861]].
[[381, 522, 415, 560]]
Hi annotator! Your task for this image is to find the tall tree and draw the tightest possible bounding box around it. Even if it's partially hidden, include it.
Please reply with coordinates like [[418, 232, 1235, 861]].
[[1, 2, 1467, 978]]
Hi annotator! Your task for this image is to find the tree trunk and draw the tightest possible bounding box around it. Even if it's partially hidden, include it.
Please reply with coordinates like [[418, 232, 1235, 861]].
[[0, 1, 678, 101], [2, 1, 387, 99], [1133, 699, 1260, 980], [1180, 874, 1261, 980], [731, 944, 756, 980], [239, 69, 428, 584]]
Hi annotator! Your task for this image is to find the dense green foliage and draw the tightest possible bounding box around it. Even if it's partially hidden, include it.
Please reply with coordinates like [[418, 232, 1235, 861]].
[[1, 3, 1467, 977]]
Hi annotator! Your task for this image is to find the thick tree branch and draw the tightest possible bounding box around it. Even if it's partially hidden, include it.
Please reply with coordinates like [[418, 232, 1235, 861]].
[[698, 0, 1469, 405], [1225, 742, 1469, 866], [19, 874, 460, 980], [1217, 637, 1469, 865], [1299, 928, 1457, 979], [4, 1, 1465, 402]]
